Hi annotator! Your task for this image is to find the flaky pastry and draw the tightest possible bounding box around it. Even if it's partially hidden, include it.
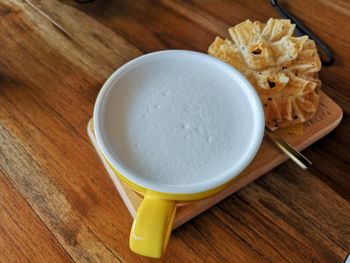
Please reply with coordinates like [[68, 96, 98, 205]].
[[208, 18, 321, 129]]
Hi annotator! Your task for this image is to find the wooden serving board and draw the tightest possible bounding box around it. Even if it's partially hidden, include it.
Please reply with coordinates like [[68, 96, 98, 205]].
[[87, 91, 342, 229]]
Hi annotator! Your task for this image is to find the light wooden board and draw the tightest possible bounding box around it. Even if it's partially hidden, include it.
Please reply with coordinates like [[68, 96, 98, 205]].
[[87, 91, 342, 229]]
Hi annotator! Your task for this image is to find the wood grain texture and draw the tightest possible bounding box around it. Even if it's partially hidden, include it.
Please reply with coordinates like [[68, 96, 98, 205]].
[[0, 0, 349, 262], [0, 170, 73, 262], [87, 91, 343, 229]]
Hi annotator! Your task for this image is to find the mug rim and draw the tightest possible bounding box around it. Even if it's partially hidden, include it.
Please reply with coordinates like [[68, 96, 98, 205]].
[[93, 50, 265, 195]]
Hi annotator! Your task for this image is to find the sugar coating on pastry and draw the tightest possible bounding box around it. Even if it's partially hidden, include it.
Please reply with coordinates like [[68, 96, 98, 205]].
[[208, 18, 321, 129]]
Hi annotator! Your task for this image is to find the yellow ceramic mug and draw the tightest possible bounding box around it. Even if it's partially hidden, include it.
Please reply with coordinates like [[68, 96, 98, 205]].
[[93, 51, 264, 258]]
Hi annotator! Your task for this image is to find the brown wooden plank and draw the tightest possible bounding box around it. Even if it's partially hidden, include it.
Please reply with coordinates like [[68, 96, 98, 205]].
[[0, 0, 349, 262], [0, 123, 126, 262], [173, 160, 350, 263], [0, 1, 133, 262], [0, 170, 73, 262], [277, 0, 350, 96], [31, 0, 350, 95], [0, 1, 200, 262], [30, 0, 350, 200], [170, 0, 350, 95]]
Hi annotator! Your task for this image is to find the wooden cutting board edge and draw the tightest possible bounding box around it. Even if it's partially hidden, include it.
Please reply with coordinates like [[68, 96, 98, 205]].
[[87, 91, 343, 229]]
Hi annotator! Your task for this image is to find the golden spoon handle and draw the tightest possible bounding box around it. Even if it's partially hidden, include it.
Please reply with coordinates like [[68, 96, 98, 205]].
[[264, 128, 312, 170]]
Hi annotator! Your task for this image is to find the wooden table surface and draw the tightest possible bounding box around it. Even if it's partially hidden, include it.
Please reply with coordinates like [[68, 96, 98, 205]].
[[0, 0, 349, 262]]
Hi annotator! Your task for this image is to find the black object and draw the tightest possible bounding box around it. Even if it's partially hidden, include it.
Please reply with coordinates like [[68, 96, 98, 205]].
[[270, 0, 334, 66], [75, 0, 95, 3]]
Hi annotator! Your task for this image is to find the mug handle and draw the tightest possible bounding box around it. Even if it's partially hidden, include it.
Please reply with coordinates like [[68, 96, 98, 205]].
[[129, 192, 177, 258]]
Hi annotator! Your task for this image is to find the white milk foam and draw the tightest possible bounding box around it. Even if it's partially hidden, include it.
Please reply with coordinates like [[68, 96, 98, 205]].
[[104, 56, 255, 186]]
